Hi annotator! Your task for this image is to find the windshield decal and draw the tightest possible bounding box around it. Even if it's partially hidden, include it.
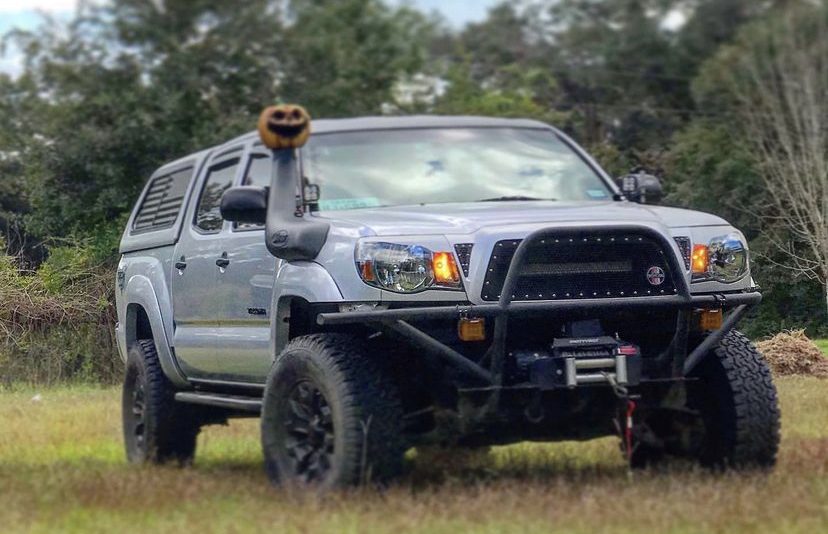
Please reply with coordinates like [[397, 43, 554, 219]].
[[318, 197, 382, 211]]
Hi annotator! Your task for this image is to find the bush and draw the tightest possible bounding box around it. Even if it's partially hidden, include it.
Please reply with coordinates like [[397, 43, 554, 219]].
[[0, 242, 120, 387]]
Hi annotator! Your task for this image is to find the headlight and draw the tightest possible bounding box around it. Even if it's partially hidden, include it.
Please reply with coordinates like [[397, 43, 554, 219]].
[[355, 242, 462, 293], [691, 233, 748, 283]]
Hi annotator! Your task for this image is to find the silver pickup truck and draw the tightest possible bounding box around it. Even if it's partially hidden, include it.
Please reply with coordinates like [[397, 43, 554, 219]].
[[115, 104, 779, 488]]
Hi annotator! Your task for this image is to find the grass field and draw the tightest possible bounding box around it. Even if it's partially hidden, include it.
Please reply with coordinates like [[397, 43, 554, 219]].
[[2, 377, 827, 534]]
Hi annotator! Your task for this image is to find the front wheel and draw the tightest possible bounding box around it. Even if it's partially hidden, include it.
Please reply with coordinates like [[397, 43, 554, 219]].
[[260, 334, 407, 488], [122, 339, 200, 465], [633, 330, 780, 470]]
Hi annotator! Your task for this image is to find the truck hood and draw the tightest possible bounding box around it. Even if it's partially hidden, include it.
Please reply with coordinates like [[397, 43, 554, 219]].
[[317, 201, 729, 236]]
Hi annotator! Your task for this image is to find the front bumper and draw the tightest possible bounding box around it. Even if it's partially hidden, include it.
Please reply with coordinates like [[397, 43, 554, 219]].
[[316, 225, 761, 388], [317, 290, 761, 325]]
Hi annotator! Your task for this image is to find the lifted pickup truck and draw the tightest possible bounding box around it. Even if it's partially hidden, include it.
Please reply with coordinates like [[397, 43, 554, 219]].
[[116, 104, 779, 487]]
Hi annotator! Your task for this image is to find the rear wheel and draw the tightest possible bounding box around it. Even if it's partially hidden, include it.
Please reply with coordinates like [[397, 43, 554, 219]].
[[122, 339, 200, 465], [261, 334, 406, 488], [632, 330, 780, 469]]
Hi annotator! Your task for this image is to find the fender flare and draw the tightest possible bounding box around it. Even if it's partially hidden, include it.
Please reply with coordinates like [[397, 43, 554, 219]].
[[270, 261, 343, 356], [123, 275, 190, 388]]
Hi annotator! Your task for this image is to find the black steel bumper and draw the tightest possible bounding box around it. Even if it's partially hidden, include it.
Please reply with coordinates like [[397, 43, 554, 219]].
[[316, 226, 762, 387], [317, 291, 761, 326]]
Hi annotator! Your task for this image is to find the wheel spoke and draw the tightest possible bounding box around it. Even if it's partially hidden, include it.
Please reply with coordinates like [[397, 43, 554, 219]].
[[287, 423, 310, 436], [319, 404, 332, 426], [132, 384, 145, 416], [280, 380, 335, 483], [134, 421, 145, 449], [287, 440, 312, 460], [296, 382, 313, 402], [288, 398, 313, 422], [129, 378, 146, 453]]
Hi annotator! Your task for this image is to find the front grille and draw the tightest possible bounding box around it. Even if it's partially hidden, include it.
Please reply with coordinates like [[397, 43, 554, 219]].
[[674, 236, 691, 270], [481, 232, 679, 301], [454, 243, 473, 277]]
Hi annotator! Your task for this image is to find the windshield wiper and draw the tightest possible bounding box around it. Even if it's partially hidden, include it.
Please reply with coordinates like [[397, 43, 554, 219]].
[[479, 196, 550, 202]]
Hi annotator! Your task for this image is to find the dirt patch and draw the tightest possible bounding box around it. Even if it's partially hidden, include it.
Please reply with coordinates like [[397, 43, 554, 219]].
[[756, 329, 828, 377]]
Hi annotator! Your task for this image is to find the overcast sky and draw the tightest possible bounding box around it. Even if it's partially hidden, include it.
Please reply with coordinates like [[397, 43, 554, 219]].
[[0, 1, 688, 76], [0, 0, 499, 75], [0, 0, 499, 74]]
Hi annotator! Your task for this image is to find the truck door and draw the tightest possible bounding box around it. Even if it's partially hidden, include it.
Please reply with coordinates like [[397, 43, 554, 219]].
[[212, 151, 278, 383], [171, 147, 242, 380]]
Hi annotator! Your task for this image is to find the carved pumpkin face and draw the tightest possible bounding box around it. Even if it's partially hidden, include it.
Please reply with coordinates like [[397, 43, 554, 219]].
[[257, 104, 311, 150]]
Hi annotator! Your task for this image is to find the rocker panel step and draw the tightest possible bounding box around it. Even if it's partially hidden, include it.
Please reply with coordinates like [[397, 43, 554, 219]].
[[175, 391, 262, 413]]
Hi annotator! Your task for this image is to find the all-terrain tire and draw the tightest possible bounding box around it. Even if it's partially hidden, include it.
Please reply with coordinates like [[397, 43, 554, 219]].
[[261, 334, 407, 488], [633, 330, 780, 469], [690, 330, 780, 468], [122, 339, 200, 465]]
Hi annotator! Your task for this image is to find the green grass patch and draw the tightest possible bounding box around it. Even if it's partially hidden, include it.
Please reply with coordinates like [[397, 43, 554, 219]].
[[813, 339, 828, 357], [2, 378, 827, 533]]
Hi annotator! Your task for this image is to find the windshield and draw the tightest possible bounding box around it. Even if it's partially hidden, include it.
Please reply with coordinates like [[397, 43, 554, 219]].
[[301, 127, 613, 211]]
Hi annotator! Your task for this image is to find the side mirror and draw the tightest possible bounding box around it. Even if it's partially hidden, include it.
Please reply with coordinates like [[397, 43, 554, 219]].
[[617, 172, 663, 204], [220, 186, 268, 225]]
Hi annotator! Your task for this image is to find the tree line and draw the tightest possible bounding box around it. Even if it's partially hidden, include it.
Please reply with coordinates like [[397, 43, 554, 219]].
[[1, 0, 826, 351]]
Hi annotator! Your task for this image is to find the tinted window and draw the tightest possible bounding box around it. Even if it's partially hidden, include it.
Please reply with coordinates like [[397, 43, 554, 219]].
[[132, 167, 193, 233], [302, 128, 611, 210], [243, 153, 271, 187], [195, 158, 240, 232], [234, 154, 271, 231]]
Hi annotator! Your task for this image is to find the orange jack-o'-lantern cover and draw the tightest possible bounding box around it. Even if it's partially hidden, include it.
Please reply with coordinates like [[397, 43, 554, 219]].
[[257, 104, 311, 149]]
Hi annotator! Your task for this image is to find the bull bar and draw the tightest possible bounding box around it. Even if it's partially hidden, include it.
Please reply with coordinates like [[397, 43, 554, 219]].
[[316, 226, 762, 388]]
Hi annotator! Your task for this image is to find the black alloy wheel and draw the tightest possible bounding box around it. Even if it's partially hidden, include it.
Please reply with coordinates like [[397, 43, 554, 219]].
[[127, 374, 147, 457], [261, 334, 407, 488], [122, 339, 201, 465], [283, 380, 336, 482]]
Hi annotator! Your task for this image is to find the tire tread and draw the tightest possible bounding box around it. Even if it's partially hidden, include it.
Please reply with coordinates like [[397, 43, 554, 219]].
[[713, 330, 780, 467], [123, 339, 199, 464], [262, 333, 406, 486]]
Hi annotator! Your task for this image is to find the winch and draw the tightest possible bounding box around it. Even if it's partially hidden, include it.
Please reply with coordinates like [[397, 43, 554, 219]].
[[510, 336, 642, 390]]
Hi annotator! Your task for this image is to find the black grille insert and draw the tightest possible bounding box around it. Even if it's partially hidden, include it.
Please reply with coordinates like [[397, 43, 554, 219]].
[[674, 236, 691, 270], [454, 243, 473, 277], [481, 232, 679, 301]]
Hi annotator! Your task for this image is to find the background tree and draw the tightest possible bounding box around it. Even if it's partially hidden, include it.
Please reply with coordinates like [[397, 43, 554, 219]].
[[2, 0, 431, 259], [280, 0, 432, 117], [699, 3, 828, 314]]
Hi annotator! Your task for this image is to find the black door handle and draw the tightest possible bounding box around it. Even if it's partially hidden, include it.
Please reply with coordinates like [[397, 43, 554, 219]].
[[216, 258, 230, 268], [175, 259, 187, 270]]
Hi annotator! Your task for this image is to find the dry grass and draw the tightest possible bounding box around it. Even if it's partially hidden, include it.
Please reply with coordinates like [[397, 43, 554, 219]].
[[756, 330, 828, 377], [0, 252, 120, 385], [2, 378, 828, 533]]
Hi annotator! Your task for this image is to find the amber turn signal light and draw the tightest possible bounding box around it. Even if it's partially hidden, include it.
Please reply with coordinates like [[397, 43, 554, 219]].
[[458, 317, 486, 341], [692, 244, 709, 274], [698, 309, 723, 331], [360, 259, 375, 282], [432, 252, 460, 284]]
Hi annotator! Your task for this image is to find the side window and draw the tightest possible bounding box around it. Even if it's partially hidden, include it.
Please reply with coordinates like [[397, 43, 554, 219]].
[[132, 166, 193, 233], [243, 153, 271, 187], [195, 157, 240, 233]]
